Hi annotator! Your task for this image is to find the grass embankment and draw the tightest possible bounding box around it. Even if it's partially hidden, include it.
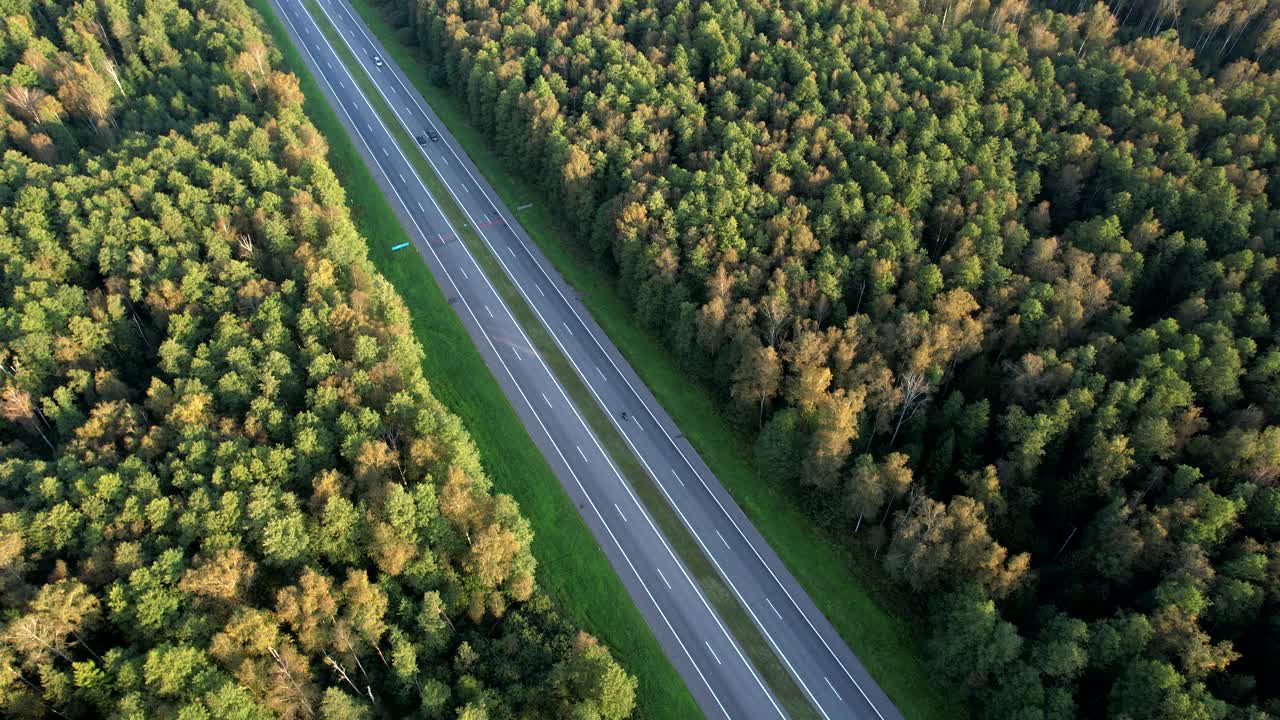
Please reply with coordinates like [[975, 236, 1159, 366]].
[[300, 2, 823, 716], [252, 2, 701, 718], [340, 1, 964, 718]]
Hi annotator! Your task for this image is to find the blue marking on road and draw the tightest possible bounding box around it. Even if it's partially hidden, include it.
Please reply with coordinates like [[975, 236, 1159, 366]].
[[391, 242, 410, 251]]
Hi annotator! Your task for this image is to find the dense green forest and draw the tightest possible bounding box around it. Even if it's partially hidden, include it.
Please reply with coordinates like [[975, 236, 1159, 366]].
[[0, 0, 637, 718], [374, 0, 1280, 716]]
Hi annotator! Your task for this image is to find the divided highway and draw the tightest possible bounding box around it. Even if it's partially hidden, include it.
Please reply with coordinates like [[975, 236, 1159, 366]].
[[271, 2, 782, 717], [273, 1, 904, 718]]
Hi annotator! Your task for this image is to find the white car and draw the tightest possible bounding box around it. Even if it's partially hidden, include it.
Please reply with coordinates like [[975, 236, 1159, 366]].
[[372, 54, 383, 68]]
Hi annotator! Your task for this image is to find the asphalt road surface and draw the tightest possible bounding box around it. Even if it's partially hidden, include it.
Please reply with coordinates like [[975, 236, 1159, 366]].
[[273, 2, 904, 718]]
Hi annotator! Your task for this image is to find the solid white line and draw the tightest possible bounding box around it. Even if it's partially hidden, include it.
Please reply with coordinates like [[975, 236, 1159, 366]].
[[657, 567, 671, 589], [563, 322, 574, 336], [672, 469, 685, 487], [705, 642, 722, 665], [578, 446, 589, 463], [716, 529, 731, 550], [614, 503, 627, 522], [542, 393, 552, 409], [766, 597, 783, 620], [307, 7, 760, 717], [485, 305, 493, 318], [825, 677, 844, 703]]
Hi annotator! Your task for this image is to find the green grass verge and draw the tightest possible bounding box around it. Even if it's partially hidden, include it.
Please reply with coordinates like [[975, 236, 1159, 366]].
[[341, 2, 965, 719], [299, 2, 817, 716], [251, 3, 702, 718]]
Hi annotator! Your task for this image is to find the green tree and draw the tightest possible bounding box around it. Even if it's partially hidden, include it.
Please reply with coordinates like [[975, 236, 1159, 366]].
[[925, 587, 1023, 693]]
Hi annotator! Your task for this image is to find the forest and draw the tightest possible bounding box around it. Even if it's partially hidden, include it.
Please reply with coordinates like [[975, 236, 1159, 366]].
[[372, 0, 1280, 716], [0, 0, 636, 718]]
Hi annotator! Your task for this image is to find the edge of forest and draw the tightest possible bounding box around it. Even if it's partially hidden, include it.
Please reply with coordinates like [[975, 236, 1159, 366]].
[[342, 0, 963, 717], [250, 1, 702, 717]]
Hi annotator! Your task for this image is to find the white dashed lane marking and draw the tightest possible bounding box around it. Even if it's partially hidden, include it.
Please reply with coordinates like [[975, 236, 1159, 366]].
[[825, 677, 844, 703], [766, 597, 782, 620]]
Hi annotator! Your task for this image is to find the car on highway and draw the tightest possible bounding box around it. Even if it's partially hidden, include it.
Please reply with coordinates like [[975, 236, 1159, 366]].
[[371, 53, 383, 67], [417, 129, 441, 144]]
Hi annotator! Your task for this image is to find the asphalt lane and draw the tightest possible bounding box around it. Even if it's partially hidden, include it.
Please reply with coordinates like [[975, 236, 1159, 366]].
[[311, 6, 907, 719], [271, 1, 788, 718]]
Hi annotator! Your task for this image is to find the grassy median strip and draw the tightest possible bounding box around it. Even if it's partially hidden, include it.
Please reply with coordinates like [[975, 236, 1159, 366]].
[[339, 2, 963, 718], [252, 3, 702, 719], [299, 2, 823, 718]]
